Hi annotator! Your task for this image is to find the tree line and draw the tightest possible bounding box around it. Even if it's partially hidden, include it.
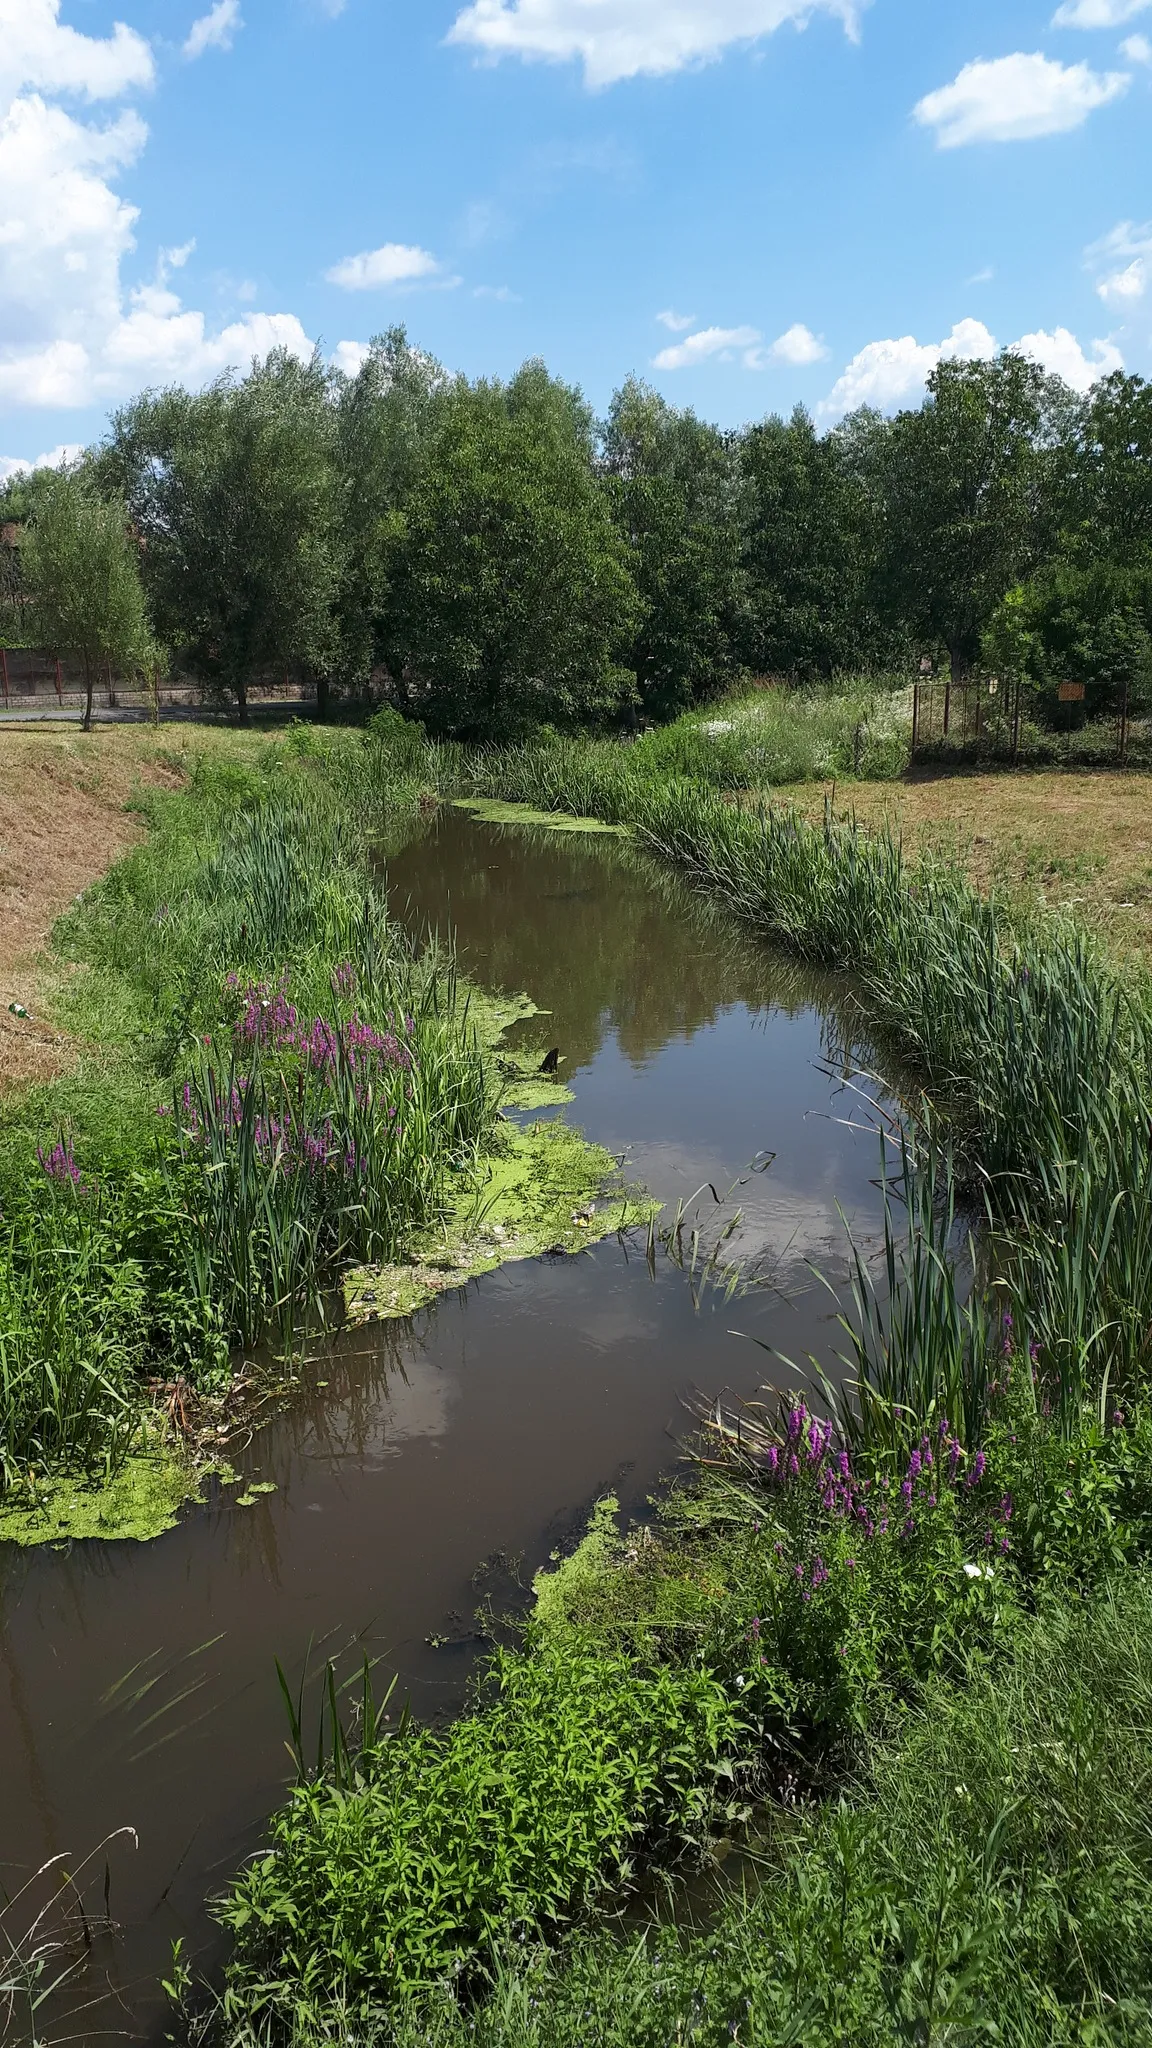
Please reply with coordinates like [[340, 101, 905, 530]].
[[2, 330, 1151, 735]]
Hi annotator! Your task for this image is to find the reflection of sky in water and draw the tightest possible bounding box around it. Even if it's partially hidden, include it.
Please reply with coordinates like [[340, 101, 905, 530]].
[[0, 811, 904, 2041]]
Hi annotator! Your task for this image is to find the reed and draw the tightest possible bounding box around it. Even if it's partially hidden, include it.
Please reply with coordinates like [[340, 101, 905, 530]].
[[461, 732, 1152, 1441]]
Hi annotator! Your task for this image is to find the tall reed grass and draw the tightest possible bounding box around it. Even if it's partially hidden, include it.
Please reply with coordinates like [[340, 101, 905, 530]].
[[462, 731, 1152, 1442]]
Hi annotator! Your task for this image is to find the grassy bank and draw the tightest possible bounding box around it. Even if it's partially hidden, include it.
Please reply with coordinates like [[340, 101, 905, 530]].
[[0, 718, 632, 1543], [170, 715, 1152, 2043]]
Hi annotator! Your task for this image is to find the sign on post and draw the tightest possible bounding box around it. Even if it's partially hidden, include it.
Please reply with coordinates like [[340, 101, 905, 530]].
[[1057, 681, 1086, 703]]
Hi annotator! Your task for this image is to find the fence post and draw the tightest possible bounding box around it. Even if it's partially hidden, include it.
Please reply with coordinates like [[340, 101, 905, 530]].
[[1119, 675, 1130, 768], [0, 646, 8, 708], [911, 679, 920, 758], [54, 655, 63, 704]]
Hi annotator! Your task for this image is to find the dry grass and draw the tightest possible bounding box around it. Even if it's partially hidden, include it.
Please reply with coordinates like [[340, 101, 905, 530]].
[[0, 723, 275, 1090], [773, 766, 1152, 962]]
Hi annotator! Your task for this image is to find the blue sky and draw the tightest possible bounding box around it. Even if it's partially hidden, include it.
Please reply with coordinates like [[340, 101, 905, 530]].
[[2, 0, 1150, 473]]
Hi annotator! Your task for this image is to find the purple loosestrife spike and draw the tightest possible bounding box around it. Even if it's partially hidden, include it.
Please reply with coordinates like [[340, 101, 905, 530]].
[[37, 1140, 82, 1187], [787, 1452, 800, 1480], [908, 1450, 921, 1481]]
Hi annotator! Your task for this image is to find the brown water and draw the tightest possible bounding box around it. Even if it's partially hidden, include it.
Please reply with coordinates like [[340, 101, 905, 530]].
[[0, 809, 897, 2041]]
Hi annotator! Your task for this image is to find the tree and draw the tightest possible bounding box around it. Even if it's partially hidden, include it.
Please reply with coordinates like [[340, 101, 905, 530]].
[[380, 363, 639, 739], [1065, 371, 1152, 567], [876, 353, 1054, 685], [22, 469, 157, 731], [739, 406, 882, 680], [100, 350, 339, 720], [601, 379, 745, 721], [331, 328, 446, 694]]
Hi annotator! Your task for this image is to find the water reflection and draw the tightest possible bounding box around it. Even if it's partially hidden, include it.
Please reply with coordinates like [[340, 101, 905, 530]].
[[0, 808, 900, 2041]]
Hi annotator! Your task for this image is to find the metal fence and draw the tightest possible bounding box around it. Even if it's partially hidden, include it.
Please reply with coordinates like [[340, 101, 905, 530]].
[[0, 646, 315, 715], [910, 671, 1140, 767]]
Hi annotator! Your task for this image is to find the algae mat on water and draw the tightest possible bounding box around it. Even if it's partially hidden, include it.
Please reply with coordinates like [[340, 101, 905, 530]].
[[0, 1435, 196, 1548], [449, 797, 627, 837], [344, 1118, 657, 1325]]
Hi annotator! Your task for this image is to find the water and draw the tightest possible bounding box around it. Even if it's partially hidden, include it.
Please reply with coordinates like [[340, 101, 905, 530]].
[[0, 809, 897, 2040]]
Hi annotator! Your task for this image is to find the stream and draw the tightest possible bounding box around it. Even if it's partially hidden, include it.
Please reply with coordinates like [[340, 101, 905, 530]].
[[0, 808, 899, 2041]]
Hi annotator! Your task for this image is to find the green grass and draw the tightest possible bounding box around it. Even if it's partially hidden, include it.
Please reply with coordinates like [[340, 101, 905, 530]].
[[0, 718, 499, 1503]]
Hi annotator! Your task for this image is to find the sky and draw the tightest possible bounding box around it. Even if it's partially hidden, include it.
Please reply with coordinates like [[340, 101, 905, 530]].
[[1, 0, 1150, 476]]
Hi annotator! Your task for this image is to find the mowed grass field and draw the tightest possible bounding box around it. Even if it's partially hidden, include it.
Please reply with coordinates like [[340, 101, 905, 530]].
[[776, 765, 1152, 961]]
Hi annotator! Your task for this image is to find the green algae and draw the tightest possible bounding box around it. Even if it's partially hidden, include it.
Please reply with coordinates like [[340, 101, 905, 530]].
[[450, 797, 627, 838], [461, 980, 576, 1108], [0, 1435, 196, 1547], [344, 1120, 658, 1326]]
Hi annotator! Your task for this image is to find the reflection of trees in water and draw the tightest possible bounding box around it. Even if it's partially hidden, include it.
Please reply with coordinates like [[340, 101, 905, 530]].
[[386, 813, 884, 1080]]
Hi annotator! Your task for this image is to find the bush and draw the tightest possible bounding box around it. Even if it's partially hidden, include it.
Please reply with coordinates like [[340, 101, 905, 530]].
[[212, 1645, 736, 2024]]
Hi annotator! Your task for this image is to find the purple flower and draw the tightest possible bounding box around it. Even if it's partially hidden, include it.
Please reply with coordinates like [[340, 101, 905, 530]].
[[37, 1139, 83, 1188]]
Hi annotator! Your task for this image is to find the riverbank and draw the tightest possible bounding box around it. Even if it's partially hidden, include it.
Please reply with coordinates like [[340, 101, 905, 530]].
[[0, 720, 637, 1545], [173, 722, 1152, 2044]]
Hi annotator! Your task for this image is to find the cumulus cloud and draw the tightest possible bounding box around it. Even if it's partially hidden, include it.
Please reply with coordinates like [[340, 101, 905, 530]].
[[1014, 326, 1122, 386], [914, 52, 1128, 147], [183, 0, 243, 61], [0, 442, 82, 483], [818, 320, 997, 416], [1051, 0, 1149, 25], [324, 242, 442, 290], [1086, 218, 1152, 304], [656, 308, 695, 332], [0, 0, 154, 105], [652, 323, 761, 370], [329, 339, 371, 378], [1120, 31, 1152, 57], [0, 0, 317, 410], [818, 317, 1121, 419], [766, 322, 828, 365], [447, 0, 867, 91]]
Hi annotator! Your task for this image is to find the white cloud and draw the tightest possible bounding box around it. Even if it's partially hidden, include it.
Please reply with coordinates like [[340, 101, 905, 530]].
[[1120, 31, 1152, 57], [183, 0, 243, 61], [914, 52, 1128, 147], [329, 339, 371, 378], [818, 319, 997, 416], [652, 323, 761, 370], [1015, 326, 1123, 387], [473, 282, 520, 300], [0, 0, 154, 105], [768, 322, 829, 365], [0, 441, 82, 483], [1086, 218, 1152, 304], [818, 316, 1121, 419], [1051, 0, 1149, 25], [968, 265, 995, 284], [0, 3, 317, 410], [656, 308, 695, 332], [447, 0, 866, 91], [324, 242, 442, 290]]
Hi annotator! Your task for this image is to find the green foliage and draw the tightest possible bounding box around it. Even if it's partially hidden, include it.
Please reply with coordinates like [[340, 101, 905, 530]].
[[989, 556, 1152, 721], [740, 404, 885, 679], [873, 351, 1057, 680], [20, 465, 158, 725], [212, 1643, 736, 2023], [601, 379, 745, 719], [101, 350, 339, 714], [0, 731, 495, 1493], [374, 364, 640, 738]]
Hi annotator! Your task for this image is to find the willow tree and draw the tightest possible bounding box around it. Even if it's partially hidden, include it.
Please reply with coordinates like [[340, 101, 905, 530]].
[[102, 350, 339, 719], [23, 469, 157, 731]]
